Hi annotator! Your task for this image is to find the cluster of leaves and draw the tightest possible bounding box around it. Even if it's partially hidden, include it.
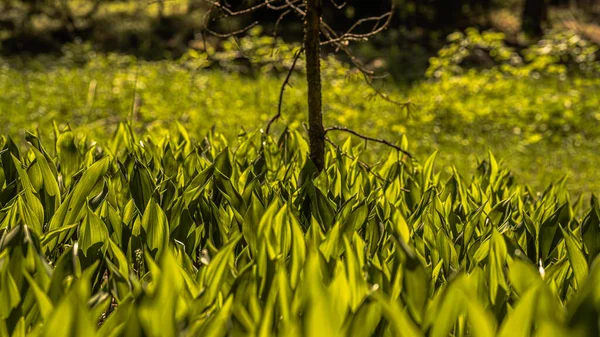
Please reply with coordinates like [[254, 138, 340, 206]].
[[426, 28, 523, 78], [426, 28, 600, 79], [3, 37, 600, 194], [1, 124, 600, 336], [524, 29, 600, 76]]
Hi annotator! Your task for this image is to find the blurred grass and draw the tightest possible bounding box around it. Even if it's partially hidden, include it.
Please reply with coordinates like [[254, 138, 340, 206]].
[[1, 53, 599, 195]]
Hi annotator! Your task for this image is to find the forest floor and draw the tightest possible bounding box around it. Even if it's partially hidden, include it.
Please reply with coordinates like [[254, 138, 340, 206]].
[[1, 51, 599, 196]]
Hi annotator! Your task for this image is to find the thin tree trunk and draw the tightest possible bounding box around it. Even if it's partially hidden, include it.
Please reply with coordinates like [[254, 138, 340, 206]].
[[522, 0, 548, 37], [158, 0, 165, 22], [305, 0, 325, 172]]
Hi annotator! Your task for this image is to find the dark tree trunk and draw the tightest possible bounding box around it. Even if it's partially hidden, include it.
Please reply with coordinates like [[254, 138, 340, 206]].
[[522, 0, 548, 37], [158, 0, 165, 22], [305, 0, 325, 172]]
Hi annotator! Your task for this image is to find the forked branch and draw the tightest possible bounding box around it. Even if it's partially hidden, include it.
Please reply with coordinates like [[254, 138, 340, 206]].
[[324, 125, 412, 158], [321, 1, 396, 46], [266, 47, 305, 135], [206, 22, 259, 38]]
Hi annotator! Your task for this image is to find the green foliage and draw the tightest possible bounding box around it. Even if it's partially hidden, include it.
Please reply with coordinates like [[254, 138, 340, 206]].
[[427, 28, 600, 78], [426, 28, 523, 79], [524, 29, 600, 76], [2, 28, 600, 196], [0, 125, 600, 336]]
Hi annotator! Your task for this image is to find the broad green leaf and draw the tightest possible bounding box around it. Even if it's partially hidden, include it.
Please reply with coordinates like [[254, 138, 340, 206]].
[[30, 146, 61, 200], [49, 157, 109, 231], [198, 296, 234, 337], [372, 291, 423, 337], [0, 260, 21, 319], [304, 250, 343, 337], [202, 234, 241, 304], [12, 154, 44, 234], [141, 199, 169, 257], [422, 150, 438, 191], [130, 161, 156, 214], [497, 287, 538, 337], [561, 226, 589, 289], [78, 206, 109, 257], [489, 229, 508, 304], [23, 271, 54, 321]]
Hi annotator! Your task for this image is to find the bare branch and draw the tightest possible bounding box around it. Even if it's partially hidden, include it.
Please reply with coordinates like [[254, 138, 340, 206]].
[[318, 21, 376, 75], [321, 1, 395, 46], [273, 9, 294, 41], [361, 72, 413, 110], [267, 0, 303, 11], [203, 0, 275, 18], [203, 0, 302, 41], [266, 47, 304, 135], [206, 21, 259, 38], [324, 125, 412, 158], [327, 0, 347, 10], [283, 0, 307, 16], [203, 0, 301, 20], [147, 0, 176, 5], [274, 2, 366, 71]]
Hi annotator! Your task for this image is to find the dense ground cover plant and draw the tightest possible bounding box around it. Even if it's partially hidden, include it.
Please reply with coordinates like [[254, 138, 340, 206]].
[[0, 124, 599, 336], [2, 29, 600, 193]]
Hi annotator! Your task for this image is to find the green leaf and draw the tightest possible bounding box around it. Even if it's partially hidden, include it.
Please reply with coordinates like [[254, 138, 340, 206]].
[[78, 205, 109, 257], [488, 151, 498, 186], [49, 157, 109, 231], [391, 207, 410, 243], [372, 291, 424, 337], [509, 260, 543, 295], [489, 229, 508, 304], [0, 260, 21, 320], [561, 226, 589, 289], [130, 161, 156, 214], [141, 199, 169, 257], [198, 296, 234, 337], [422, 150, 438, 191], [288, 205, 306, 289], [202, 234, 241, 304], [304, 250, 343, 337], [12, 154, 44, 234], [54, 126, 82, 188], [30, 146, 61, 199], [23, 271, 54, 321], [497, 287, 538, 337]]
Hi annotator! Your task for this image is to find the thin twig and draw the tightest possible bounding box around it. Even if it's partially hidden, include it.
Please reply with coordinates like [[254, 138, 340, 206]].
[[361, 72, 412, 110], [266, 47, 304, 135], [83, 0, 104, 19], [206, 21, 259, 38], [273, 8, 294, 49], [267, 0, 303, 11], [321, 3, 395, 46], [324, 125, 412, 158], [202, 0, 275, 18], [147, 0, 176, 5], [327, 0, 347, 10], [203, 0, 301, 20]]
